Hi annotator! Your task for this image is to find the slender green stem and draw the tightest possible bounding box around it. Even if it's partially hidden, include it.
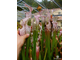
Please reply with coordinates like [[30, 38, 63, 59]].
[[43, 49, 47, 60], [26, 38, 29, 60], [48, 32, 51, 60], [45, 31, 51, 60], [51, 31, 56, 57], [22, 45, 25, 60], [60, 36, 62, 42], [33, 30, 38, 60], [39, 52, 41, 60], [41, 23, 45, 59], [55, 39, 58, 56]]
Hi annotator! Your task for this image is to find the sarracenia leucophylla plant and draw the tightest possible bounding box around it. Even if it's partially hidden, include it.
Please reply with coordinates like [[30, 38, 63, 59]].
[[18, 5, 62, 60]]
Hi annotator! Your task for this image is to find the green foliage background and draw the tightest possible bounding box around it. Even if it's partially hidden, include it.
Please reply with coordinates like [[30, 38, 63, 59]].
[[17, 0, 62, 9]]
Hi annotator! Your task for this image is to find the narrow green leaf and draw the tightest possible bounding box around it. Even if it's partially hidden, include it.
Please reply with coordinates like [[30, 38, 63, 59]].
[[22, 45, 25, 60], [44, 49, 47, 60]]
